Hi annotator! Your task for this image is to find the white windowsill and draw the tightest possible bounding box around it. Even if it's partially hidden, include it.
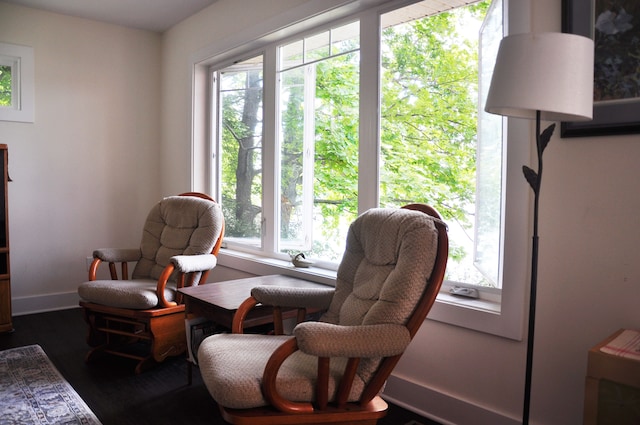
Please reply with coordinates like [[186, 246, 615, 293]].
[[216, 249, 516, 339], [437, 291, 501, 314], [217, 249, 337, 286]]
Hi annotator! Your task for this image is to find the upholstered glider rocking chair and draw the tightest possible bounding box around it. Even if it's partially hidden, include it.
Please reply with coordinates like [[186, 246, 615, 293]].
[[78, 192, 224, 374], [198, 204, 448, 424]]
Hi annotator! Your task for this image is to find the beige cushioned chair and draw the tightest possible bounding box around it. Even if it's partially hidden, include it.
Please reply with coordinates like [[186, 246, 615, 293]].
[[78, 192, 224, 373], [198, 204, 448, 424]]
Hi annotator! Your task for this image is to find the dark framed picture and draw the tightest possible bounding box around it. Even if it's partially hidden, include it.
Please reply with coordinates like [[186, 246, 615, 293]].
[[562, 0, 640, 137]]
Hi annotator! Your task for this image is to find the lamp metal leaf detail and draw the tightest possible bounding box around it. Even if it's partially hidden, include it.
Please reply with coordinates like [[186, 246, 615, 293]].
[[522, 122, 556, 193], [522, 165, 538, 192], [539, 123, 555, 154]]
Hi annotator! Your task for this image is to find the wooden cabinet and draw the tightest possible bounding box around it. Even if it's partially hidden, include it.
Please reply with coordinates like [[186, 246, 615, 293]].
[[0, 145, 10, 333]]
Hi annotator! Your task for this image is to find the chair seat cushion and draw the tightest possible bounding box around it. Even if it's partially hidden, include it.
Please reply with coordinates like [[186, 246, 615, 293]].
[[198, 334, 365, 409], [78, 279, 176, 309]]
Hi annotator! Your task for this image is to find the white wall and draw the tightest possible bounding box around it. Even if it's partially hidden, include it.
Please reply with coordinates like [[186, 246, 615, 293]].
[[0, 3, 163, 311]]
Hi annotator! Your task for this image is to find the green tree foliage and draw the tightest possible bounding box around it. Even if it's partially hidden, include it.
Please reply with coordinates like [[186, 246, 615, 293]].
[[279, 67, 305, 240], [278, 51, 360, 258], [220, 68, 263, 238], [381, 4, 487, 222], [380, 3, 489, 262], [0, 66, 11, 106], [312, 53, 360, 240]]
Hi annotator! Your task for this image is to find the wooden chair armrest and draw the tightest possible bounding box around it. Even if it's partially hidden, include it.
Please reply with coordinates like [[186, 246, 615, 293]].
[[262, 337, 315, 414], [88, 257, 130, 281], [261, 336, 361, 412], [157, 255, 220, 308], [294, 322, 411, 358], [93, 248, 141, 263], [231, 295, 312, 335], [238, 285, 333, 336], [232, 296, 260, 333], [251, 285, 334, 310], [170, 254, 218, 273], [156, 263, 178, 308], [90, 248, 141, 280]]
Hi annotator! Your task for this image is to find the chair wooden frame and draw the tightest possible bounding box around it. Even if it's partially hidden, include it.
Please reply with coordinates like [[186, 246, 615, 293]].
[[79, 192, 224, 374], [220, 204, 448, 424]]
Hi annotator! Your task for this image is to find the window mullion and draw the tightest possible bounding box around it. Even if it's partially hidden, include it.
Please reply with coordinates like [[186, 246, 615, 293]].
[[211, 72, 221, 200], [263, 46, 278, 254], [358, 10, 381, 213], [301, 64, 316, 249]]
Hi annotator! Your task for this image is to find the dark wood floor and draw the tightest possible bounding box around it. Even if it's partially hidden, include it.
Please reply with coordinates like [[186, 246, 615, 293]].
[[0, 308, 439, 425]]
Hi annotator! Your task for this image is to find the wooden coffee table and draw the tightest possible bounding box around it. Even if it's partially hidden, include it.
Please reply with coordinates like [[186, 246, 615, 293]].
[[179, 274, 328, 329], [178, 274, 329, 382]]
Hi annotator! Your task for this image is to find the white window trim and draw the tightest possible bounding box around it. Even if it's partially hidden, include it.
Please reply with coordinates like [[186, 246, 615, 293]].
[[190, 0, 532, 341], [0, 42, 34, 123], [429, 117, 532, 340]]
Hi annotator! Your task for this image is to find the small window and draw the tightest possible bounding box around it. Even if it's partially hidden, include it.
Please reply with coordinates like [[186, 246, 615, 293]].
[[0, 42, 34, 123], [0, 64, 13, 107]]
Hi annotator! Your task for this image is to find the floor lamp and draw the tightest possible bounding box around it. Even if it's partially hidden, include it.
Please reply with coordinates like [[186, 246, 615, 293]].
[[484, 32, 594, 425]]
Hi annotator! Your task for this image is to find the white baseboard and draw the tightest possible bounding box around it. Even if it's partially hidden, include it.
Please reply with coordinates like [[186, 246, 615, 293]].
[[12, 291, 80, 316], [382, 374, 520, 425]]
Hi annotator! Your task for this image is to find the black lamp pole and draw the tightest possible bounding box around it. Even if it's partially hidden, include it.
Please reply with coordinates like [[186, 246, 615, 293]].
[[522, 110, 555, 425]]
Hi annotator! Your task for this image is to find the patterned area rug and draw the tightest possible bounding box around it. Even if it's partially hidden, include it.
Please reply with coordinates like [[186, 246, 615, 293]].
[[0, 344, 101, 424]]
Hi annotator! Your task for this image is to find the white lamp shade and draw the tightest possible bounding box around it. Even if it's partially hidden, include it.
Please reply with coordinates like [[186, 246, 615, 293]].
[[485, 32, 594, 122]]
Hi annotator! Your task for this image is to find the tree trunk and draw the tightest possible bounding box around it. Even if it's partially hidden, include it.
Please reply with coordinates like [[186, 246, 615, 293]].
[[235, 70, 262, 230]]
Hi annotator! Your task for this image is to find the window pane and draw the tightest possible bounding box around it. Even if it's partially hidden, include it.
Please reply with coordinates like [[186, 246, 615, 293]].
[[331, 21, 359, 55], [305, 32, 330, 62], [280, 22, 359, 72], [281, 40, 303, 70], [279, 66, 311, 251], [0, 65, 11, 107], [278, 26, 360, 262], [474, 0, 504, 286], [380, 1, 494, 286], [218, 55, 264, 249]]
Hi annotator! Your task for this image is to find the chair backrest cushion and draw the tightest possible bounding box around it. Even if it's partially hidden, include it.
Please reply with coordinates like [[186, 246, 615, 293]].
[[321, 208, 439, 327], [132, 195, 224, 281]]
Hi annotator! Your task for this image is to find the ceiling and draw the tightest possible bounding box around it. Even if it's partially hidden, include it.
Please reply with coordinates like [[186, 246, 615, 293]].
[[2, 0, 482, 33], [1, 0, 218, 32]]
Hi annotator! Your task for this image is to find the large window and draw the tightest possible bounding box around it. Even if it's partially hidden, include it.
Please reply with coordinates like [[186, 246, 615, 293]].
[[212, 1, 500, 268], [199, 0, 527, 340], [212, 0, 501, 281]]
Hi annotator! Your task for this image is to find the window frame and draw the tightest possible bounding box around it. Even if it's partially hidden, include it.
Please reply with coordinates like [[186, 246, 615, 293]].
[[212, 52, 267, 252], [0, 42, 34, 123], [190, 0, 530, 341]]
